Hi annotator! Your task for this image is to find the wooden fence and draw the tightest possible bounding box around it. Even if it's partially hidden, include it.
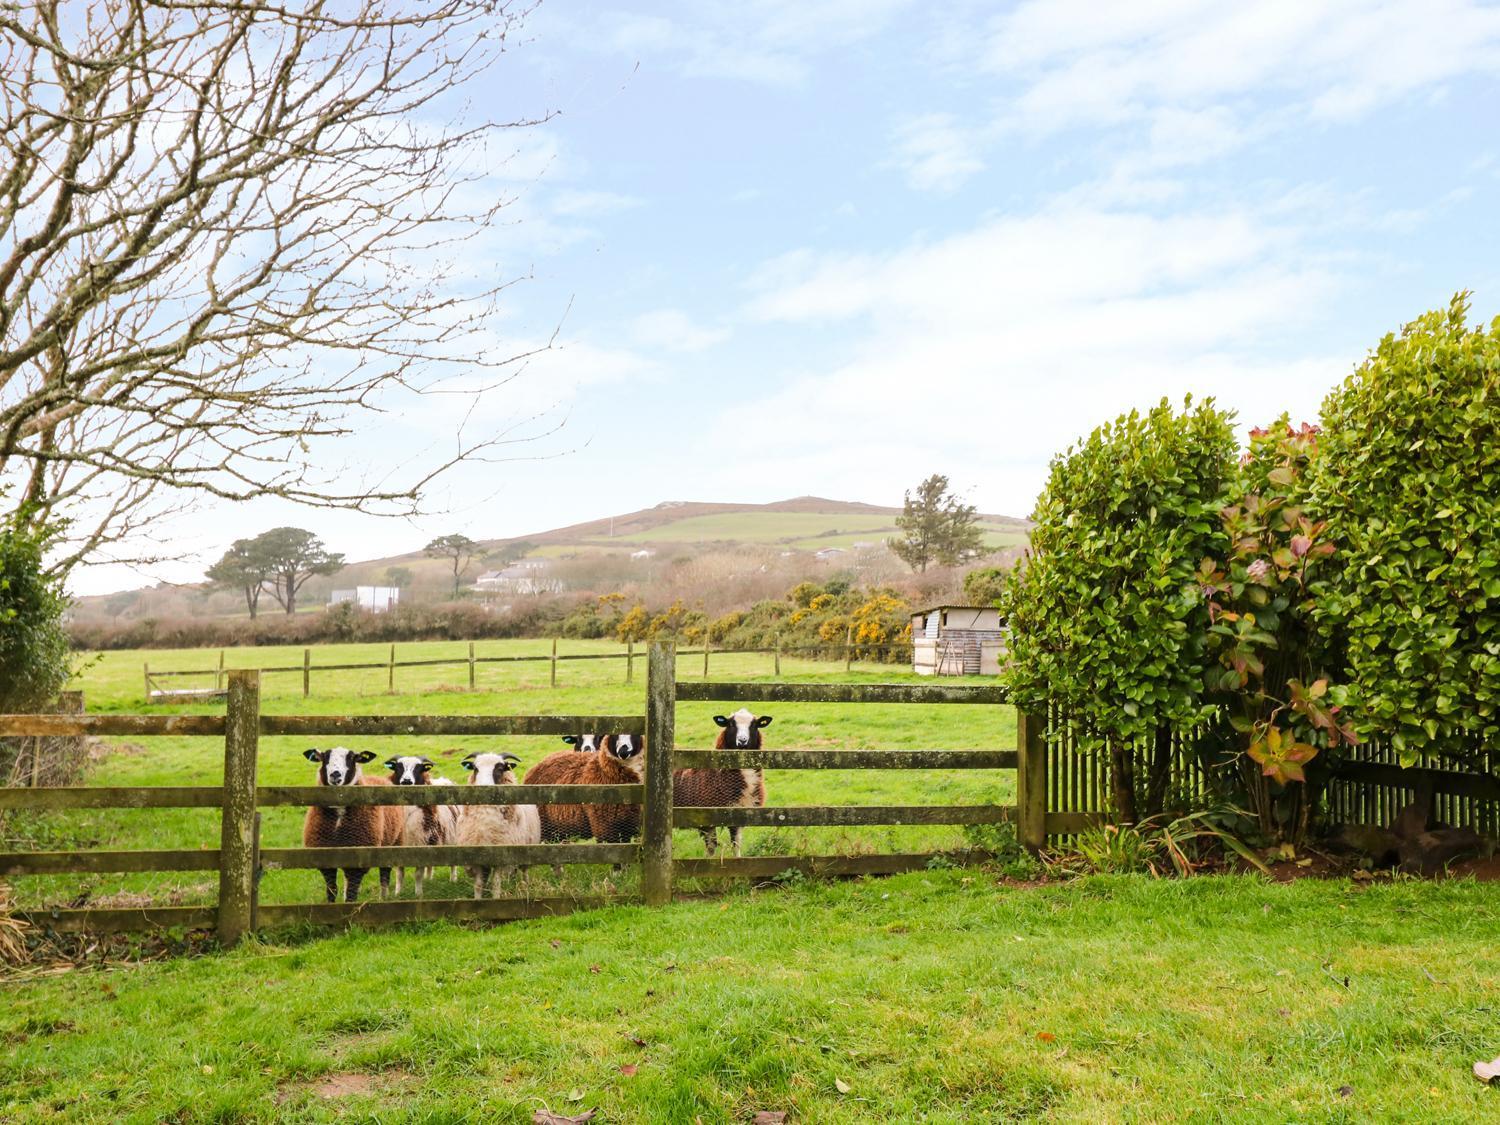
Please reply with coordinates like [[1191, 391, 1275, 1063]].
[[142, 636, 914, 701], [4, 643, 1026, 942]]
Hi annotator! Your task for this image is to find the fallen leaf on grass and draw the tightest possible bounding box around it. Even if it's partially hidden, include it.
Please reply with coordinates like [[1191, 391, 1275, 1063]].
[[1037, 1033, 1056, 1043], [752, 1113, 789, 1123], [1474, 1056, 1500, 1084], [533, 1111, 596, 1125], [588, 965, 601, 974], [619, 1064, 638, 1077], [834, 1078, 852, 1094], [625, 1035, 647, 1048], [567, 1088, 585, 1102]]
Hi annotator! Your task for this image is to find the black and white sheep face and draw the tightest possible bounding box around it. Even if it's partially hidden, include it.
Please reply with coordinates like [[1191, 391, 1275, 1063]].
[[384, 755, 434, 786], [607, 733, 643, 762], [303, 746, 376, 786], [562, 734, 601, 752], [714, 709, 773, 748], [461, 752, 521, 785]]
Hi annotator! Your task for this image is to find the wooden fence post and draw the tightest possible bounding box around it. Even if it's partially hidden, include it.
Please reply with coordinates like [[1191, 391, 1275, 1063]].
[[143, 661, 150, 700], [845, 624, 854, 673], [216, 650, 225, 692], [703, 634, 711, 679], [217, 670, 260, 947], [550, 637, 558, 688], [468, 641, 476, 690], [626, 639, 634, 684], [388, 644, 395, 693], [641, 641, 676, 906], [774, 637, 781, 677], [1016, 706, 1047, 853], [302, 648, 311, 699]]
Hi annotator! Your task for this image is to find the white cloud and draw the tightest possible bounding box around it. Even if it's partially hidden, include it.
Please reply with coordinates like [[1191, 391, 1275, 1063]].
[[550, 189, 643, 217], [888, 113, 988, 193], [728, 203, 1347, 515], [629, 308, 731, 353], [985, 0, 1500, 133]]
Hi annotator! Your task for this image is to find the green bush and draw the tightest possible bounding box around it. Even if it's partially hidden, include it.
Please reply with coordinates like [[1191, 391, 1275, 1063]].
[[1000, 398, 1238, 820], [0, 514, 72, 711], [1310, 295, 1500, 766]]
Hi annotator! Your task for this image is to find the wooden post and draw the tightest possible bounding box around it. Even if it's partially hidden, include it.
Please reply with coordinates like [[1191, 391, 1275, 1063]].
[[774, 637, 781, 677], [217, 670, 260, 947], [641, 641, 676, 906], [468, 641, 476, 690], [388, 644, 395, 693], [143, 661, 150, 701], [302, 648, 311, 699], [703, 634, 711, 678], [249, 812, 263, 934], [216, 650, 225, 692], [845, 624, 854, 673], [550, 637, 558, 688], [626, 639, 634, 684], [1016, 706, 1047, 853]]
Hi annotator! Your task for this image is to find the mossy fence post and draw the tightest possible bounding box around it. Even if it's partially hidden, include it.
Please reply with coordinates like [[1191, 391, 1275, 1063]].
[[217, 670, 260, 947], [302, 647, 311, 698], [468, 642, 476, 690], [641, 641, 676, 906], [550, 637, 558, 688], [1015, 706, 1047, 853], [626, 640, 635, 684]]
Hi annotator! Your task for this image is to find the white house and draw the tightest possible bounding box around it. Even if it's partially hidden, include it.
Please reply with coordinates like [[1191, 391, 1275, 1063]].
[[474, 559, 562, 596], [328, 586, 401, 613]]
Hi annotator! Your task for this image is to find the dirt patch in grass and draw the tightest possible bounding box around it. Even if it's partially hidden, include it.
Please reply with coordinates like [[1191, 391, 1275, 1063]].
[[276, 1069, 413, 1104]]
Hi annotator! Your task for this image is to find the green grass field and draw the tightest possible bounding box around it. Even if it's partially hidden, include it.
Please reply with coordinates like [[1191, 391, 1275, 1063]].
[[600, 510, 1025, 550], [7, 640, 1013, 910], [3, 873, 1497, 1122]]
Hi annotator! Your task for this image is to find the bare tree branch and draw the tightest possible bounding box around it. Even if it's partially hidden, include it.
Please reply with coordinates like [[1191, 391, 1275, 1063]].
[[0, 0, 552, 575]]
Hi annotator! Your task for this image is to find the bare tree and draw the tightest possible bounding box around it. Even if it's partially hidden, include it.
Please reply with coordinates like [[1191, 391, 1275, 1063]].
[[0, 2, 551, 577]]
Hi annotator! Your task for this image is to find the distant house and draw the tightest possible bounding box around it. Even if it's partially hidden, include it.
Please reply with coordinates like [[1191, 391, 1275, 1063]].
[[814, 547, 847, 561], [474, 559, 562, 596], [630, 549, 655, 560], [910, 605, 1005, 676], [329, 586, 401, 613]]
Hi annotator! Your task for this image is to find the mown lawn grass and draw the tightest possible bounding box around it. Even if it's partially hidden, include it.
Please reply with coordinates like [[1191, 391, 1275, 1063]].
[[3, 871, 1498, 1122], [8, 641, 1013, 909]]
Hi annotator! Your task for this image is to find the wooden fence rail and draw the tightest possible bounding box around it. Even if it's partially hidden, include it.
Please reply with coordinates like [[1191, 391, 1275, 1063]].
[[5, 645, 1028, 941], [142, 639, 915, 700]]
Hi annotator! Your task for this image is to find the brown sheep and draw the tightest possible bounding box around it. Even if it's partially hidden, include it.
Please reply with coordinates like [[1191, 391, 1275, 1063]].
[[302, 747, 405, 902], [523, 733, 645, 844], [673, 709, 770, 857]]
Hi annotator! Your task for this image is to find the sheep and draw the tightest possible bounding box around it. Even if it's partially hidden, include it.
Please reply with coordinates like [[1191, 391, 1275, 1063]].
[[301, 747, 405, 902], [384, 754, 460, 897], [673, 709, 770, 857], [456, 752, 541, 899], [524, 734, 645, 845], [561, 733, 604, 752]]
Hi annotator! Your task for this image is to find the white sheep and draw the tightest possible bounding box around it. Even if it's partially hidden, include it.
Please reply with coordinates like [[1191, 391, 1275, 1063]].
[[384, 755, 460, 897], [457, 752, 541, 898]]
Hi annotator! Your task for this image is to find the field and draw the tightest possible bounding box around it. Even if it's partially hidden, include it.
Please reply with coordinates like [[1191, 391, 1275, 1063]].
[[6, 641, 1499, 1121], [3, 873, 1498, 1121], [601, 510, 1027, 551], [7, 640, 1014, 910]]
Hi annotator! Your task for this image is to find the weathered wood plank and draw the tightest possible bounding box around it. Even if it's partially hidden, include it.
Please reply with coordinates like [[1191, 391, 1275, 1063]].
[[0, 714, 226, 737], [16, 906, 217, 934], [673, 682, 1008, 705], [0, 849, 222, 875], [1332, 760, 1500, 801], [675, 850, 996, 880], [641, 641, 676, 906], [254, 894, 634, 928], [217, 670, 260, 946], [0, 786, 225, 809], [261, 844, 639, 868], [671, 749, 1016, 770], [261, 714, 646, 736], [672, 805, 1015, 828], [1046, 811, 1105, 833], [1017, 707, 1047, 852], [256, 784, 642, 807]]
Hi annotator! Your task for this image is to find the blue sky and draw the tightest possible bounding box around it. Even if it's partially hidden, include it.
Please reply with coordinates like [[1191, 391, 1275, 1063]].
[[79, 0, 1500, 594]]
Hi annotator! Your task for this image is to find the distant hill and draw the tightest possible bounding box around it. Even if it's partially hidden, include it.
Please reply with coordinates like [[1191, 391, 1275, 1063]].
[[362, 496, 1030, 566]]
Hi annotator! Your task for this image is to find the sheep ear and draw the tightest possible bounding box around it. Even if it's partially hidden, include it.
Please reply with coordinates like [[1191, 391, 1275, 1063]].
[[382, 759, 399, 770], [755, 715, 773, 728], [562, 736, 578, 745], [419, 757, 434, 766], [303, 749, 322, 762], [500, 753, 521, 766], [353, 750, 377, 763], [460, 756, 478, 771], [713, 715, 730, 727]]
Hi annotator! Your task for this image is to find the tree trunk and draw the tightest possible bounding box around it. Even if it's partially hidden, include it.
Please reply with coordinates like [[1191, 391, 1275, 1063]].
[[1109, 739, 1138, 824], [1144, 724, 1173, 816]]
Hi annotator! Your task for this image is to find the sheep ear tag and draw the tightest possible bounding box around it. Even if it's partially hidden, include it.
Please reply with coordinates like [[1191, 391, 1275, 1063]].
[[755, 715, 773, 727], [461, 757, 478, 771], [303, 749, 322, 762]]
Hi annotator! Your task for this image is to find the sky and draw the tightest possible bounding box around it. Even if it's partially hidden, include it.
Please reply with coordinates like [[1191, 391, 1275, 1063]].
[[74, 0, 1500, 594]]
